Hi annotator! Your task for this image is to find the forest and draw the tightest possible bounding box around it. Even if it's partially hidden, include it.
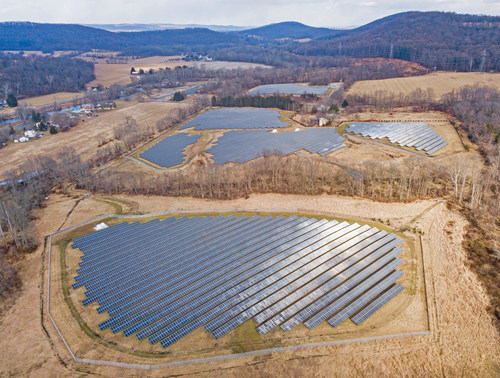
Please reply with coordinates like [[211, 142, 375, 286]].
[[0, 54, 95, 97], [294, 12, 500, 72], [1, 11, 499, 71]]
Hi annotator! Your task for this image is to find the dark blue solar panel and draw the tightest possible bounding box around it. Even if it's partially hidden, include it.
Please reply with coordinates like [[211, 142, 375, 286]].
[[180, 108, 289, 130], [206, 128, 345, 164], [139, 133, 201, 168], [249, 83, 330, 95], [72, 215, 405, 349]]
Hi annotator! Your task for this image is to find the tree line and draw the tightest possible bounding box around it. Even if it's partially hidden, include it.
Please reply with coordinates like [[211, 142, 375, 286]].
[[211, 95, 294, 110], [0, 53, 95, 98]]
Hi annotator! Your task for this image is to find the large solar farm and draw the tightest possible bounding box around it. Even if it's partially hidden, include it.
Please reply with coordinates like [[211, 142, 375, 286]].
[[51, 203, 425, 364], [37, 100, 471, 371], [41, 104, 464, 368], [71, 215, 405, 349], [132, 107, 453, 169]]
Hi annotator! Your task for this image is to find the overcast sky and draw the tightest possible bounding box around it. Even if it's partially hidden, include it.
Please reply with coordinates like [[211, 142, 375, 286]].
[[1, 0, 499, 28]]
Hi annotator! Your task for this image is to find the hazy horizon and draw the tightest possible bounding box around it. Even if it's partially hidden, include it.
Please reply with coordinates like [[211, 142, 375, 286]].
[[0, 0, 499, 29]]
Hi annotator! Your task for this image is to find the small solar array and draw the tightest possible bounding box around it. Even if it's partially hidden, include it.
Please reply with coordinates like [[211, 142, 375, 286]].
[[249, 83, 330, 96], [72, 215, 405, 349], [139, 133, 201, 168], [346, 122, 448, 155], [206, 129, 346, 164], [180, 108, 289, 130]]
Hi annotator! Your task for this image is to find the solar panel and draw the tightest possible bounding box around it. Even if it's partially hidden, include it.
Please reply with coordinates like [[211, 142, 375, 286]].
[[71, 215, 405, 349], [351, 284, 404, 324], [207, 128, 345, 165], [345, 122, 447, 154], [327, 270, 404, 328], [249, 84, 330, 96], [180, 108, 290, 130], [139, 133, 201, 168]]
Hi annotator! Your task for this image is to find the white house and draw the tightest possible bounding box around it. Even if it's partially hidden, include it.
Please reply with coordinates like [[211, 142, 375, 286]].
[[24, 130, 37, 138]]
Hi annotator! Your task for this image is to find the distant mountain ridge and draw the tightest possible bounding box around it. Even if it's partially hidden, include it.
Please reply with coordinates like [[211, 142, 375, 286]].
[[238, 21, 338, 40], [1, 12, 499, 71], [86, 23, 251, 33], [295, 11, 500, 71]]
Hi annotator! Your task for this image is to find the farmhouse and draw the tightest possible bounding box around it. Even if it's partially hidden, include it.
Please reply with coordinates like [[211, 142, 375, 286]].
[[14, 136, 30, 143], [24, 130, 37, 138]]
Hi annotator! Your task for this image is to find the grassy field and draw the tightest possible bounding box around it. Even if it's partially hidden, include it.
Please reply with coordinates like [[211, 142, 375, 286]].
[[0, 100, 188, 180], [85, 55, 191, 87], [0, 92, 83, 116], [1, 192, 497, 376], [191, 61, 272, 70], [348, 71, 500, 99]]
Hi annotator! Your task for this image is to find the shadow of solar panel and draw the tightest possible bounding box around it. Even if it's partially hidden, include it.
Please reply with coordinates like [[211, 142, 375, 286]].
[[346, 122, 447, 154], [139, 133, 201, 168], [72, 215, 405, 349], [180, 108, 290, 130]]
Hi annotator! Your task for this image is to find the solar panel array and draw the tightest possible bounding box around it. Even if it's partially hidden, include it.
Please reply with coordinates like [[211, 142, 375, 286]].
[[249, 83, 330, 96], [180, 108, 289, 130], [206, 129, 346, 164], [72, 215, 405, 349], [346, 122, 448, 155], [139, 133, 201, 168]]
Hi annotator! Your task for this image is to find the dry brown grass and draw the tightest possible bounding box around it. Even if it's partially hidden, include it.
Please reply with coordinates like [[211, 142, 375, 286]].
[[191, 61, 272, 70], [0, 100, 188, 180], [0, 193, 498, 376], [348, 71, 500, 99], [336, 110, 468, 156], [82, 52, 270, 87], [20, 92, 80, 107], [86, 55, 193, 87], [0, 92, 82, 116]]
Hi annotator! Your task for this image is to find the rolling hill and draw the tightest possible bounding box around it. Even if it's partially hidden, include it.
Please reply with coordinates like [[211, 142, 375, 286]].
[[1, 12, 499, 71], [295, 12, 500, 71], [86, 23, 250, 32], [0, 22, 240, 53], [238, 21, 338, 40]]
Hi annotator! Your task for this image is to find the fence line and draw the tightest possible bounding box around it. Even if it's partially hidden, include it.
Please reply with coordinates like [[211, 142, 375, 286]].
[[45, 209, 430, 370]]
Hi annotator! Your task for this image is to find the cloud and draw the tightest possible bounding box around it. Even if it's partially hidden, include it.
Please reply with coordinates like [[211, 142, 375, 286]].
[[0, 0, 498, 28]]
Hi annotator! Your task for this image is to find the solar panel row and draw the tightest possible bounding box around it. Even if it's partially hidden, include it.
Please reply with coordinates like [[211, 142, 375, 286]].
[[345, 122, 447, 154], [139, 133, 201, 168], [206, 129, 345, 165], [72, 215, 405, 349], [180, 108, 290, 130], [249, 83, 330, 96]]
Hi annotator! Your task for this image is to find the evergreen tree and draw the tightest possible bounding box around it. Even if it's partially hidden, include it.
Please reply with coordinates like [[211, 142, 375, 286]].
[[172, 92, 185, 101], [6, 93, 17, 107], [328, 104, 339, 113], [31, 111, 41, 123]]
